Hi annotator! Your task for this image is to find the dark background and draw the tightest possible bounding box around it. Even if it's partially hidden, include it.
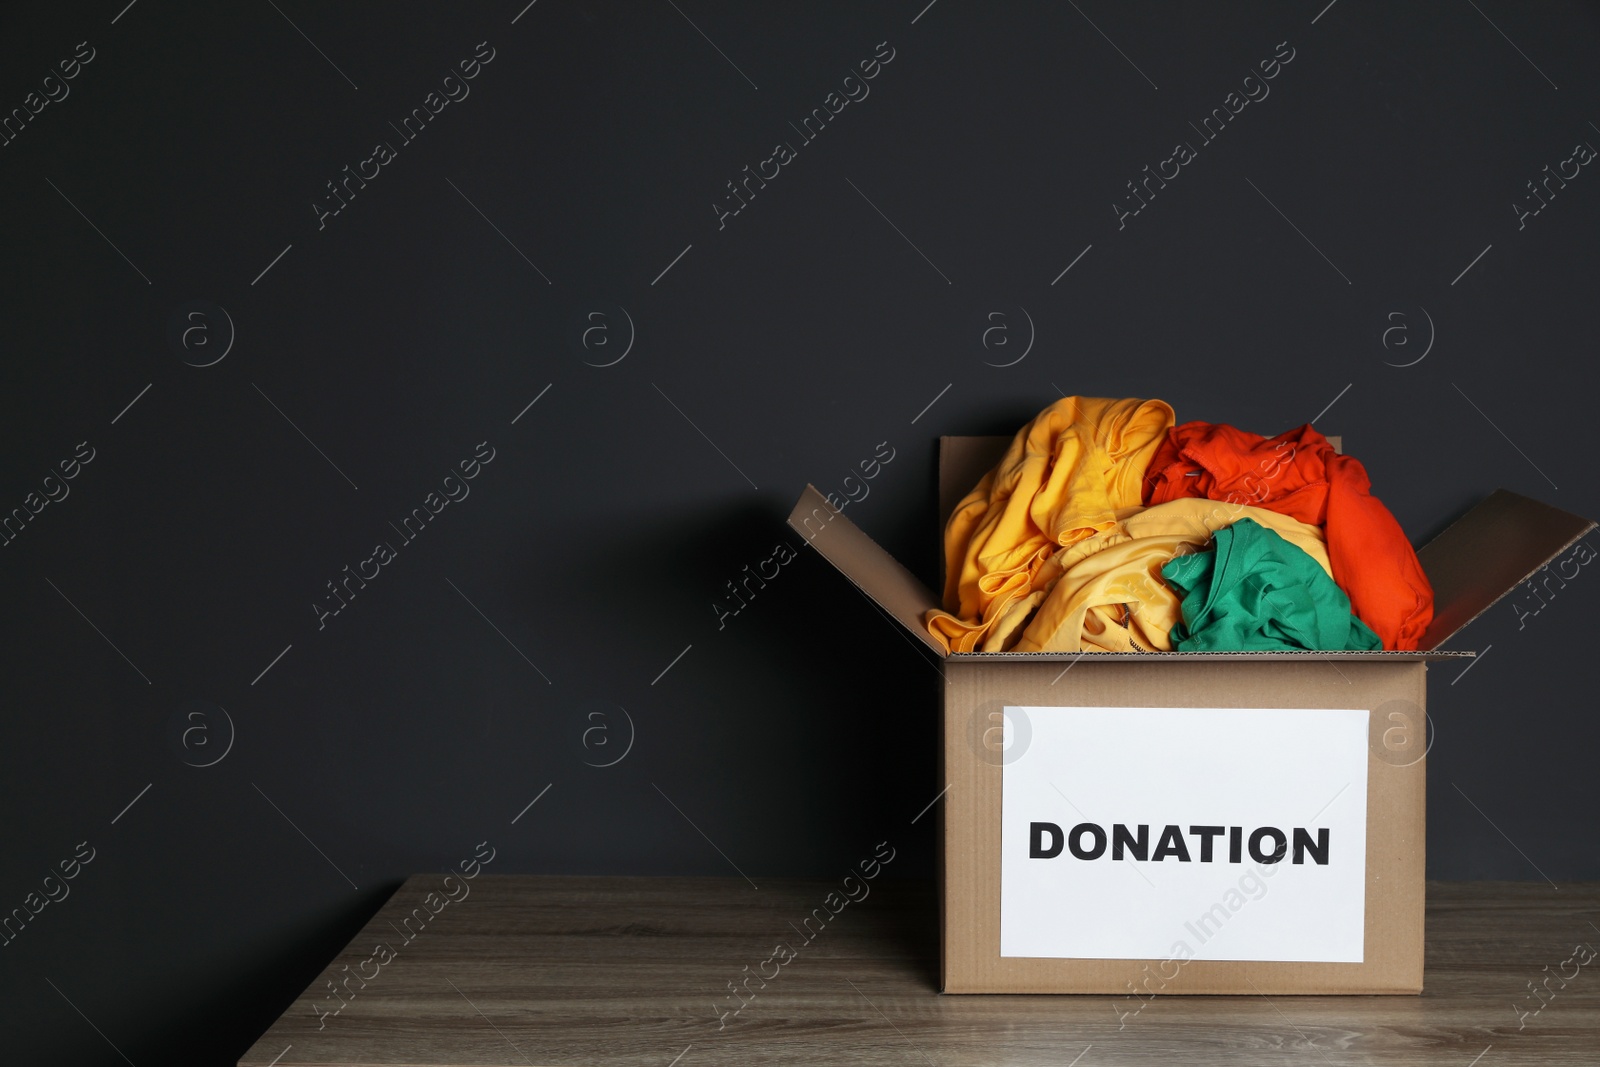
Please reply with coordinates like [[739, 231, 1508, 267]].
[[2, 0, 1596, 1062]]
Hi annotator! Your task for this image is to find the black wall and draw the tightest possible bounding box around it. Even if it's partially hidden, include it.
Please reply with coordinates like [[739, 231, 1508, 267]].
[[2, 1, 1597, 1061]]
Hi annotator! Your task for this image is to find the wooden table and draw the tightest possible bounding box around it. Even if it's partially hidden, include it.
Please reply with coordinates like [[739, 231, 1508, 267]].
[[240, 876, 1600, 1066]]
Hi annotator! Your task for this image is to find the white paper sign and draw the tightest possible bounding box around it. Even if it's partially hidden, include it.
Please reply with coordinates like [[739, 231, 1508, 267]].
[[1000, 706, 1368, 963]]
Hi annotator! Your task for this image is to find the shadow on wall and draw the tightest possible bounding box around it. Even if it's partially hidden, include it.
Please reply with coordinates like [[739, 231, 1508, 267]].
[[506, 495, 795, 638], [146, 881, 399, 1066], [493, 488, 946, 876]]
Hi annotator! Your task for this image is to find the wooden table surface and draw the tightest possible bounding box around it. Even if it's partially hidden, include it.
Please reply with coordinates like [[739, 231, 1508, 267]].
[[239, 876, 1600, 1066]]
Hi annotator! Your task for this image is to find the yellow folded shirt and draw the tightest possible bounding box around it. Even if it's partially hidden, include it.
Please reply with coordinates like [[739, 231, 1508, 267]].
[[928, 395, 1175, 653]]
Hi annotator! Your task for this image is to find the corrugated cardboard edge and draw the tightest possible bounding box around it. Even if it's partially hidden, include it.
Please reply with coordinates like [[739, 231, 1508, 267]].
[[940, 658, 1425, 994], [1418, 489, 1596, 649]]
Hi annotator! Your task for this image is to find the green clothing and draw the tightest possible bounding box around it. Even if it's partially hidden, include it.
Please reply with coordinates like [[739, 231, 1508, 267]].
[[1161, 518, 1382, 652]]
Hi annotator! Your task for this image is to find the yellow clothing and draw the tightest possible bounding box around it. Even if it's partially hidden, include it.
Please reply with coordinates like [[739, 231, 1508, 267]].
[[1012, 499, 1330, 652], [929, 396, 1175, 653]]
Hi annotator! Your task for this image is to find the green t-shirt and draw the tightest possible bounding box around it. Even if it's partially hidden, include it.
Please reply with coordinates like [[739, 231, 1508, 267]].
[[1161, 517, 1382, 652]]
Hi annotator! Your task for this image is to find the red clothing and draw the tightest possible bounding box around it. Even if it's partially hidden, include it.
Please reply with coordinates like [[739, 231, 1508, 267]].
[[1142, 422, 1433, 650]]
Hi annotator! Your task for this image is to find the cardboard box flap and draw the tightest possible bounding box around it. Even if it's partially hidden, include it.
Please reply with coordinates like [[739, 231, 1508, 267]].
[[787, 485, 946, 655], [939, 436, 1012, 529], [1417, 489, 1596, 649]]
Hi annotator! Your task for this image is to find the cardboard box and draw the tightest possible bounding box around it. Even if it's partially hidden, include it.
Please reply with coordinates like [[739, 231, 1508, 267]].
[[788, 435, 1594, 994]]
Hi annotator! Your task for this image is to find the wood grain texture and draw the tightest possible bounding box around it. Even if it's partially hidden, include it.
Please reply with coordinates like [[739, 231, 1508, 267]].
[[239, 877, 1600, 1066]]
